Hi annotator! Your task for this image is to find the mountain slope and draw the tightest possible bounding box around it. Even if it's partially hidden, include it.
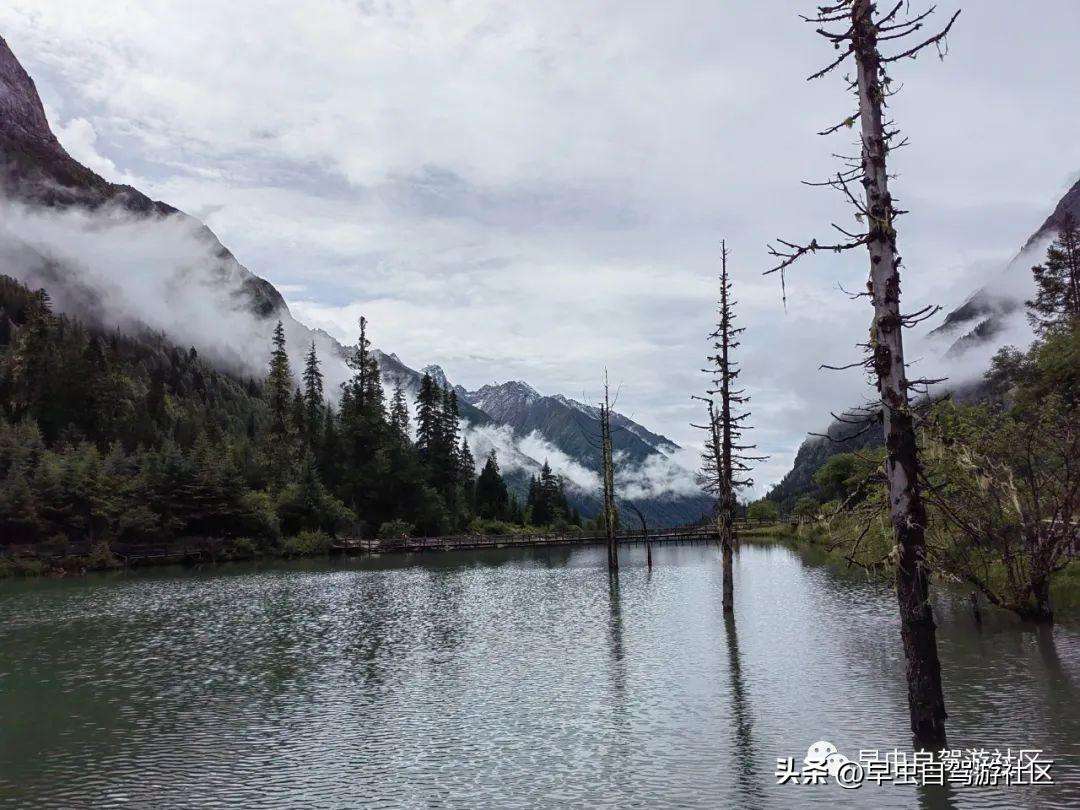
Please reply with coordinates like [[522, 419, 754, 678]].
[[769, 178, 1079, 511], [0, 35, 285, 319], [929, 176, 1080, 354], [461, 382, 679, 472]]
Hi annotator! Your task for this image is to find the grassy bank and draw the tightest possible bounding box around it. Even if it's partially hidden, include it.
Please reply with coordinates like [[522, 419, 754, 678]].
[[735, 522, 787, 538], [0, 530, 343, 579], [762, 520, 1080, 619]]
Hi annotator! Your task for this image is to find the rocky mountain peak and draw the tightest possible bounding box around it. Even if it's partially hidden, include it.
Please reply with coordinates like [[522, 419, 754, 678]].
[[0, 35, 57, 147], [420, 364, 451, 390]]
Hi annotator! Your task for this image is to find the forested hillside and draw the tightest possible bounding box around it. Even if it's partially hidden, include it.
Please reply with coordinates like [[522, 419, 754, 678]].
[[0, 275, 591, 569]]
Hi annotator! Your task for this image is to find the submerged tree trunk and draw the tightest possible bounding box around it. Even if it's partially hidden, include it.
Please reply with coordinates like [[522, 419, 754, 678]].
[[1024, 576, 1054, 624], [601, 373, 618, 572], [630, 504, 652, 570], [969, 592, 982, 626], [852, 0, 947, 750], [697, 242, 758, 615]]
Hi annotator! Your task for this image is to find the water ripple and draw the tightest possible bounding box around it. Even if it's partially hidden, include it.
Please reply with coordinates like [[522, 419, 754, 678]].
[[0, 543, 1077, 808]]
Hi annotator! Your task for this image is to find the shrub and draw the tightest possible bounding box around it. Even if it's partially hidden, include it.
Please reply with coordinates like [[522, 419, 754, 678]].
[[0, 556, 46, 577], [377, 519, 414, 540], [279, 529, 333, 557], [275, 462, 355, 537], [83, 541, 121, 570], [223, 536, 259, 560], [747, 499, 780, 523]]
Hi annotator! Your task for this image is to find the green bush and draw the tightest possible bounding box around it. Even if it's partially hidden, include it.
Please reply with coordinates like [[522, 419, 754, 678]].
[[275, 461, 355, 536], [279, 529, 333, 557], [0, 556, 46, 577], [223, 536, 260, 560], [1051, 560, 1080, 614], [747, 499, 780, 523], [240, 490, 281, 540], [377, 519, 414, 540], [83, 541, 121, 570]]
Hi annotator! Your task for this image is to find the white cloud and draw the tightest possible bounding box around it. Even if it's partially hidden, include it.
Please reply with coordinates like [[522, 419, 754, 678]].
[[1, 0, 1077, 495], [50, 116, 118, 178]]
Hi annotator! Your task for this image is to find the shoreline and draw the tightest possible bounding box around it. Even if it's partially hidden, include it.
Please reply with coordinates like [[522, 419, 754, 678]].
[[1, 524, 782, 579]]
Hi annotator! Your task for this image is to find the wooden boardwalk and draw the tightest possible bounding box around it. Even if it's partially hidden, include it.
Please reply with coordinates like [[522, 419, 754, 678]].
[[332, 523, 775, 555]]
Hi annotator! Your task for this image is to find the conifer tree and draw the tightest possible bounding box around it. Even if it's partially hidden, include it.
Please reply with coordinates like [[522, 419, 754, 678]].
[[766, 0, 959, 749], [302, 341, 324, 440], [339, 317, 389, 504], [694, 243, 763, 614], [476, 449, 509, 519], [389, 381, 411, 443], [344, 316, 372, 407], [458, 436, 476, 497], [266, 321, 292, 437], [415, 373, 438, 461], [440, 387, 462, 489], [1027, 213, 1080, 335], [598, 373, 619, 569], [529, 460, 565, 527]]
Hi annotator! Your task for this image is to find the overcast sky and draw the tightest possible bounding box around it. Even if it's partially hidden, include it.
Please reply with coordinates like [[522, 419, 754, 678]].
[[2, 1, 1078, 493]]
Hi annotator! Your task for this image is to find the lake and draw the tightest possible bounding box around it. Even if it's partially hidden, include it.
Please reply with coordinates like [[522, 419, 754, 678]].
[[0, 540, 1077, 808]]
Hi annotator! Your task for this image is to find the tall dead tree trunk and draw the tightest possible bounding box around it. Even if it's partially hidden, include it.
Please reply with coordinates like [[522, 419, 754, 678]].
[[767, 0, 959, 751], [694, 243, 763, 616], [717, 247, 737, 613], [601, 371, 619, 571], [853, 0, 948, 751]]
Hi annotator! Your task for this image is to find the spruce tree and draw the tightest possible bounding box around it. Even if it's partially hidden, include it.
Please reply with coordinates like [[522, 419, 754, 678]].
[[343, 316, 384, 416], [476, 449, 509, 519], [390, 381, 411, 443], [415, 373, 438, 462], [1027, 213, 1080, 335], [458, 436, 475, 493], [530, 461, 559, 526], [440, 387, 462, 488], [302, 341, 324, 439], [266, 321, 292, 436]]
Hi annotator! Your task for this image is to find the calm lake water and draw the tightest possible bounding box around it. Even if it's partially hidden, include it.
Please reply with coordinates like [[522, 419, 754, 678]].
[[0, 540, 1077, 809]]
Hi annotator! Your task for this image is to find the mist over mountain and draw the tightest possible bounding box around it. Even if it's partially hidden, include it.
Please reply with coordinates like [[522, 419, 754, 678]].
[[928, 176, 1080, 357], [767, 176, 1078, 511], [0, 33, 708, 528]]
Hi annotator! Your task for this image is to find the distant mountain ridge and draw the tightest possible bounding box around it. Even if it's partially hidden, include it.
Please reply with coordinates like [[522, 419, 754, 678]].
[[380, 363, 711, 526], [459, 379, 680, 471]]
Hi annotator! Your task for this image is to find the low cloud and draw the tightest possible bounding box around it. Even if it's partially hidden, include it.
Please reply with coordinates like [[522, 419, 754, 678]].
[[0, 196, 353, 392]]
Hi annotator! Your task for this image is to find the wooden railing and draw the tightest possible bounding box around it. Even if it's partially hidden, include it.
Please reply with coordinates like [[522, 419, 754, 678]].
[[336, 520, 780, 554]]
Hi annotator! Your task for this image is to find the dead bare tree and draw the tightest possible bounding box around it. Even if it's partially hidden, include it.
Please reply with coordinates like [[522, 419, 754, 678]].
[[694, 242, 764, 614], [600, 370, 619, 571], [766, 0, 960, 750], [627, 502, 652, 570]]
